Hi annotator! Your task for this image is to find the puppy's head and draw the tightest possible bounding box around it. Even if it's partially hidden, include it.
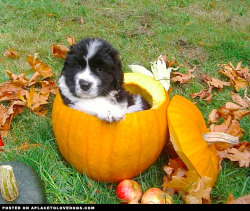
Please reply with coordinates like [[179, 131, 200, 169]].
[[60, 38, 123, 99]]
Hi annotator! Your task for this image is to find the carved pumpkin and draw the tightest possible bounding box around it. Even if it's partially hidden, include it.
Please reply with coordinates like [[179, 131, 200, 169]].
[[52, 73, 169, 182], [167, 95, 219, 187]]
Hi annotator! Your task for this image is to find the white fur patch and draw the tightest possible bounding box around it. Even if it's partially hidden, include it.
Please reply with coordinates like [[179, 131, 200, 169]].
[[59, 75, 128, 122], [85, 39, 102, 60], [74, 65, 101, 98], [127, 95, 145, 113]]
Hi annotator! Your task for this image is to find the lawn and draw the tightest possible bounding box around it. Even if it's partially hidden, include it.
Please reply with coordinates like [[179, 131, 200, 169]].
[[0, 0, 249, 204]]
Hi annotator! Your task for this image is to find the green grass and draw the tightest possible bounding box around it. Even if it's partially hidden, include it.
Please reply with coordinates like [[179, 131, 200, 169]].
[[0, 0, 249, 204]]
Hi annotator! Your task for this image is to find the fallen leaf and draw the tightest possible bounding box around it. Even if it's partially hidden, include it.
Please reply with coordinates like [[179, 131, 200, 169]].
[[26, 54, 53, 78], [171, 67, 196, 84], [50, 44, 69, 59], [208, 109, 219, 124], [235, 61, 250, 81], [203, 93, 216, 103], [164, 170, 212, 204], [190, 86, 213, 100], [226, 193, 250, 204], [202, 74, 230, 90], [0, 82, 26, 101], [19, 86, 49, 116], [0, 101, 25, 136], [67, 36, 76, 46], [225, 147, 250, 168], [232, 109, 250, 120], [218, 62, 249, 92], [39, 80, 59, 95], [5, 70, 28, 87], [3, 47, 20, 59], [230, 92, 250, 109], [160, 55, 178, 68]]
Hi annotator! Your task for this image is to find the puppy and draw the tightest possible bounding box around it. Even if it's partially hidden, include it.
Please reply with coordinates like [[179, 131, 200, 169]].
[[58, 38, 150, 122]]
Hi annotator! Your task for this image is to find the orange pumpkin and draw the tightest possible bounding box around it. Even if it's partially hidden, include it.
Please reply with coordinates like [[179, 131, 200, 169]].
[[167, 95, 219, 187], [52, 73, 169, 182]]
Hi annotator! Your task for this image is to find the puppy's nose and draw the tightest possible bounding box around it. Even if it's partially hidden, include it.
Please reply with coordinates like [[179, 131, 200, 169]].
[[79, 80, 92, 91]]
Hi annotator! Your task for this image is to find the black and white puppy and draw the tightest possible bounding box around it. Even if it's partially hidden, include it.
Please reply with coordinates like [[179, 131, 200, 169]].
[[58, 38, 150, 122]]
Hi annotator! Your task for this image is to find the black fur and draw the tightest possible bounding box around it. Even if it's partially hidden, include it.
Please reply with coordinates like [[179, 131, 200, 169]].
[[60, 37, 150, 111]]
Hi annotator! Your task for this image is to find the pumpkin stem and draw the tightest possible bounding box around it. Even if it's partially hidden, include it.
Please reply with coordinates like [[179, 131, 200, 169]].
[[0, 165, 19, 202], [203, 132, 239, 145]]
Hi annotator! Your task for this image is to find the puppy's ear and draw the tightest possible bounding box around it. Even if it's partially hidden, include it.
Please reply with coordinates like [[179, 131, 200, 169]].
[[113, 53, 124, 90]]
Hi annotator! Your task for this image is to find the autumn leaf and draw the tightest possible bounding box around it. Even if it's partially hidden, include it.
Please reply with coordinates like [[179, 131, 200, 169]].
[[50, 44, 69, 59], [208, 109, 219, 124], [18, 86, 49, 116], [218, 62, 249, 92], [0, 81, 26, 101], [202, 74, 230, 90], [4, 70, 29, 87], [226, 193, 250, 204], [39, 80, 58, 95], [190, 86, 215, 103], [26, 53, 53, 78], [0, 101, 25, 136], [164, 170, 212, 204], [67, 36, 76, 46], [3, 47, 20, 59], [225, 147, 250, 168], [230, 92, 250, 109], [171, 67, 196, 84], [160, 55, 178, 68]]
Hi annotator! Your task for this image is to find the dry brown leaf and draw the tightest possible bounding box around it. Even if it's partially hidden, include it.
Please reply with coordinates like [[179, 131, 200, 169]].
[[160, 55, 178, 68], [26, 54, 53, 78], [39, 80, 59, 95], [218, 62, 249, 92], [202, 74, 230, 90], [232, 109, 250, 120], [4, 70, 29, 87], [0, 82, 26, 101], [50, 44, 69, 59], [3, 47, 20, 59], [67, 36, 76, 46], [226, 147, 250, 168], [190, 86, 213, 102], [203, 93, 216, 103], [18, 86, 49, 116], [164, 170, 212, 204], [171, 67, 196, 84], [0, 101, 25, 136], [208, 109, 219, 124], [230, 92, 250, 109], [226, 193, 250, 204], [235, 61, 250, 81]]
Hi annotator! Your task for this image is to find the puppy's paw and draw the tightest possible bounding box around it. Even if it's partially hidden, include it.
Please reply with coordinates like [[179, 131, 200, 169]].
[[97, 108, 125, 123]]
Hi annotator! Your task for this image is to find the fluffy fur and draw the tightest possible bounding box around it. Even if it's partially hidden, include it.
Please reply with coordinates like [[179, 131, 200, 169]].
[[58, 38, 150, 122]]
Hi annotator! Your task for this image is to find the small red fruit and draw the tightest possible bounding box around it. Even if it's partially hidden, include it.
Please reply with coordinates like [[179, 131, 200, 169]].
[[116, 179, 142, 204], [0, 136, 3, 151], [141, 188, 172, 204]]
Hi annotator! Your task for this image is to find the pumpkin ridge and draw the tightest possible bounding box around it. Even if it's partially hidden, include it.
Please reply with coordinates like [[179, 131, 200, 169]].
[[135, 113, 143, 177], [52, 73, 169, 182]]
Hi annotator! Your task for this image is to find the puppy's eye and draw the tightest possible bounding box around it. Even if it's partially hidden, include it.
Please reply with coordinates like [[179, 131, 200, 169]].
[[96, 68, 103, 72], [77, 65, 82, 69]]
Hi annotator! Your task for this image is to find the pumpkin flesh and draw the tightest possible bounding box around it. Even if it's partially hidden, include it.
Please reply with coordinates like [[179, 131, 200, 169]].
[[52, 73, 169, 182]]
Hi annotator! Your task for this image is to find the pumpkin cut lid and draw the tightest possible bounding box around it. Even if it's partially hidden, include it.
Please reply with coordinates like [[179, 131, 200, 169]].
[[167, 95, 219, 187]]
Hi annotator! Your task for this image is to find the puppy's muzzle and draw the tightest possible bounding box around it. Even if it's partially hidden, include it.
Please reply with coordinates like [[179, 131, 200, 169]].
[[79, 79, 92, 91]]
